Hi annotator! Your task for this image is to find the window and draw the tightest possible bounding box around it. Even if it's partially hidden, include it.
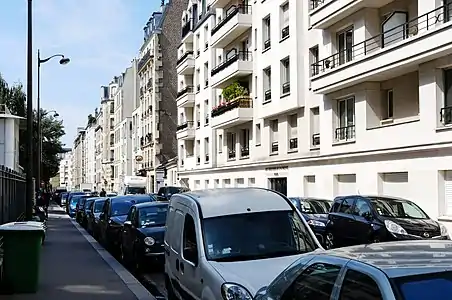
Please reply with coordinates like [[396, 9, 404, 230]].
[[254, 28, 258, 50], [281, 57, 290, 94], [196, 69, 201, 92], [204, 137, 209, 163], [382, 89, 394, 120], [262, 16, 271, 50], [442, 68, 452, 125], [182, 214, 198, 264], [281, 263, 342, 300], [271, 119, 279, 153], [337, 27, 353, 65], [204, 62, 209, 87], [204, 25, 209, 50], [339, 269, 383, 300], [240, 129, 250, 157], [339, 198, 355, 214], [263, 67, 272, 102], [204, 99, 209, 125], [218, 134, 223, 153], [336, 97, 355, 141], [353, 199, 372, 218], [196, 140, 201, 164], [255, 123, 261, 145], [311, 107, 320, 148], [196, 34, 200, 56], [227, 132, 236, 159], [196, 104, 201, 128], [309, 46, 319, 76], [281, 2, 289, 39], [288, 114, 297, 150]]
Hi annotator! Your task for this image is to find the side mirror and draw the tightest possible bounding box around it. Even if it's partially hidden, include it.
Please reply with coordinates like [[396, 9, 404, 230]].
[[124, 220, 132, 227], [99, 212, 105, 219], [363, 212, 373, 221]]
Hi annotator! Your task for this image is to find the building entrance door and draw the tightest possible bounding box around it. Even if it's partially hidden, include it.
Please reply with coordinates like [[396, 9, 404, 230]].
[[269, 177, 287, 196]]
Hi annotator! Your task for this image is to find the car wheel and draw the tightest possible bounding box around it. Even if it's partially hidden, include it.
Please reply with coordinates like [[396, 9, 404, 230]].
[[325, 232, 334, 249]]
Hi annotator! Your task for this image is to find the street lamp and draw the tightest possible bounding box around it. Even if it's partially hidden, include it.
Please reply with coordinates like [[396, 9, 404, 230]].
[[37, 50, 70, 190], [26, 0, 33, 220]]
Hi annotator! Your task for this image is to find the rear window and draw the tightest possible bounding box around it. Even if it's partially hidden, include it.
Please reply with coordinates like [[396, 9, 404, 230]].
[[393, 271, 452, 299]]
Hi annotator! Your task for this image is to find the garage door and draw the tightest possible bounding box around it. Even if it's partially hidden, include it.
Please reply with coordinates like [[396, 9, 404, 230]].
[[445, 171, 452, 216], [381, 172, 408, 198], [304, 176, 316, 197], [336, 174, 357, 196]]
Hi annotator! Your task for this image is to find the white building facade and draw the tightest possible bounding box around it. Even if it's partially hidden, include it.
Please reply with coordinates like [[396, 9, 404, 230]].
[[176, 0, 452, 230], [59, 150, 73, 190], [85, 122, 97, 187]]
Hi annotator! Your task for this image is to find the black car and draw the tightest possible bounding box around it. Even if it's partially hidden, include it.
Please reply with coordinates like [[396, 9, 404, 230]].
[[75, 196, 89, 224], [120, 201, 168, 271], [86, 198, 107, 238], [157, 186, 190, 200], [98, 194, 156, 251], [325, 195, 450, 249], [67, 194, 86, 217], [66, 192, 85, 215], [53, 188, 67, 204], [149, 193, 167, 202], [289, 197, 332, 246], [81, 198, 96, 228]]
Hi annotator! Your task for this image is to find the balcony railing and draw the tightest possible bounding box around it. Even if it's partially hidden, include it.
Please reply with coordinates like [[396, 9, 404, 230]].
[[211, 5, 252, 35], [211, 96, 252, 118], [271, 141, 279, 153], [440, 106, 452, 125], [228, 149, 236, 160], [205, 115, 209, 125], [241, 147, 249, 157], [310, 0, 325, 10], [138, 51, 152, 72], [177, 86, 193, 98], [182, 19, 193, 39], [289, 138, 298, 150], [282, 82, 290, 95], [211, 50, 252, 76], [177, 121, 194, 131], [264, 90, 271, 102], [177, 51, 194, 65], [281, 26, 289, 39], [335, 125, 355, 142], [311, 4, 452, 76], [205, 154, 209, 163], [312, 133, 320, 147]]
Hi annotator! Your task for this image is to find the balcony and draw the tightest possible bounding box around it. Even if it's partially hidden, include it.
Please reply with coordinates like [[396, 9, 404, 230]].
[[176, 121, 195, 140], [176, 86, 195, 107], [312, 4, 452, 94], [181, 19, 193, 43], [211, 5, 252, 48], [176, 51, 195, 75], [210, 96, 253, 129], [310, 0, 394, 30], [209, 0, 230, 9], [211, 51, 253, 89], [334, 125, 355, 142]]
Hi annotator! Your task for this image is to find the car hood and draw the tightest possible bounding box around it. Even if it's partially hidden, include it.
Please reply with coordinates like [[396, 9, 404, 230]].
[[387, 217, 440, 232], [111, 215, 128, 225], [304, 213, 328, 222], [209, 255, 301, 295], [138, 226, 166, 241]]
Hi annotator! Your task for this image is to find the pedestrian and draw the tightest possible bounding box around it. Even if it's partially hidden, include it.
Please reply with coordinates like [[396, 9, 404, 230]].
[[100, 188, 106, 197]]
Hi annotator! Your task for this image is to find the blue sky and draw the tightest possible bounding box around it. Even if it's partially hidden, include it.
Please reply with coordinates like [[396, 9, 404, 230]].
[[0, 0, 161, 145]]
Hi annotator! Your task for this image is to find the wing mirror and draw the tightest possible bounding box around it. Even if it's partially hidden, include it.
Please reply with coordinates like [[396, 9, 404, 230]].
[[99, 212, 105, 219], [124, 220, 132, 227], [363, 212, 373, 221]]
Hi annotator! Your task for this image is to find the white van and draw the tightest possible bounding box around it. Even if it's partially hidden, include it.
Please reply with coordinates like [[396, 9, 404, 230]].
[[164, 188, 322, 300]]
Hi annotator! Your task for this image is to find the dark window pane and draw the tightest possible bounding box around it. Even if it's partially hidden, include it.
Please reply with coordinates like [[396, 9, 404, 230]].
[[339, 269, 383, 300]]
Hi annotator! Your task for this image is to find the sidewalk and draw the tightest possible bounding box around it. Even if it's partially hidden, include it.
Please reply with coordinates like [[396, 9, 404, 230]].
[[2, 204, 155, 300]]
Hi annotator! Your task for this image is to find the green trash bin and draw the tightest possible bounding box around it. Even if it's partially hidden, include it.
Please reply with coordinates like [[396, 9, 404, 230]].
[[0, 222, 44, 294]]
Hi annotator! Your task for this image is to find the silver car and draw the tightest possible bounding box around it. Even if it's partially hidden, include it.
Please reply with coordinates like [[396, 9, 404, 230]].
[[255, 240, 452, 300]]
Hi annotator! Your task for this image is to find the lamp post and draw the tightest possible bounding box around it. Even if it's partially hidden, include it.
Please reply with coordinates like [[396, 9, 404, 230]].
[[37, 50, 69, 190], [26, 0, 33, 220]]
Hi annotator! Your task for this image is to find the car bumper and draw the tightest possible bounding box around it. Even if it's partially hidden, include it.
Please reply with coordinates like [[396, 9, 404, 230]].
[[391, 233, 450, 241]]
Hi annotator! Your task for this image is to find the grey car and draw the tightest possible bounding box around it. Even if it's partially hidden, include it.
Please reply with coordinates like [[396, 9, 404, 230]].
[[255, 240, 452, 300]]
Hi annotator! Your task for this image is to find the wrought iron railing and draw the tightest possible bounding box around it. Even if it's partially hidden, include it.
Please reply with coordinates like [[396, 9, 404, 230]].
[[335, 125, 355, 142], [177, 51, 194, 65], [211, 50, 252, 76], [0, 166, 26, 225], [182, 19, 193, 39], [177, 121, 194, 131], [312, 133, 320, 147], [440, 106, 452, 126], [211, 5, 252, 35], [177, 86, 194, 98], [211, 96, 252, 118]]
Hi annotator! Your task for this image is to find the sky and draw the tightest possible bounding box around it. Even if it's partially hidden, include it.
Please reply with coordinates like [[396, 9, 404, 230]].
[[0, 0, 162, 146]]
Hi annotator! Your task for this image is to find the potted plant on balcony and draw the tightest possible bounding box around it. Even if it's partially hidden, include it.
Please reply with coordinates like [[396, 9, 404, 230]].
[[212, 82, 249, 117]]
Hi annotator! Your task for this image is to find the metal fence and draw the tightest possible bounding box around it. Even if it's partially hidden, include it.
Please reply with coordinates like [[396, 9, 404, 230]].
[[0, 165, 26, 224]]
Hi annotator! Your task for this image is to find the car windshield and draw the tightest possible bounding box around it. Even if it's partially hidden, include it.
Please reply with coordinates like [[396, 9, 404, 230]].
[[94, 201, 105, 213], [300, 199, 332, 214], [138, 205, 168, 227], [370, 197, 428, 219], [85, 200, 94, 210], [70, 197, 82, 206], [126, 187, 146, 194], [202, 210, 317, 262], [393, 271, 452, 299]]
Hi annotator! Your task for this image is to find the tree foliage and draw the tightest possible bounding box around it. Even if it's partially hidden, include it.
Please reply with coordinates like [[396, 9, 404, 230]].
[[0, 74, 65, 182]]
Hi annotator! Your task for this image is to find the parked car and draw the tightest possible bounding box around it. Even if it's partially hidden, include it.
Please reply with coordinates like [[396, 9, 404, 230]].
[[66, 192, 85, 214], [164, 188, 321, 300], [325, 195, 450, 249], [75, 196, 92, 224], [255, 240, 452, 300], [61, 192, 69, 206], [98, 194, 156, 251], [86, 198, 107, 238], [157, 186, 190, 200], [106, 192, 117, 197], [150, 193, 167, 202], [53, 187, 67, 204], [67, 194, 86, 218], [81, 198, 96, 228], [289, 197, 333, 246], [120, 201, 169, 271]]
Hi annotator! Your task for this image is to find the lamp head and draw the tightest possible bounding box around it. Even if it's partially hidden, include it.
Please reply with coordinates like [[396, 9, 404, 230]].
[[59, 57, 70, 65]]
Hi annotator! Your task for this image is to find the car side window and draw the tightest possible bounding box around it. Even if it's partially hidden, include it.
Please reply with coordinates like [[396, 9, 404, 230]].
[[339, 198, 355, 214], [103, 200, 110, 216], [331, 200, 342, 212], [353, 199, 372, 218], [132, 208, 138, 226], [281, 263, 342, 300], [182, 214, 198, 264], [339, 269, 383, 300], [126, 207, 134, 221]]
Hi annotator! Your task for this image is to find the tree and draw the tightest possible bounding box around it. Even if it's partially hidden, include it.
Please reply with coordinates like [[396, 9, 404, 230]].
[[0, 73, 65, 182]]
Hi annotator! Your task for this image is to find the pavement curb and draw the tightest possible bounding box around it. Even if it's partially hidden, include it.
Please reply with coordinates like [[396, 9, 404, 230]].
[[67, 213, 157, 300]]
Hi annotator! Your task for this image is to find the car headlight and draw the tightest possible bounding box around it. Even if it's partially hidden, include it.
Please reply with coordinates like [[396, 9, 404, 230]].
[[440, 224, 449, 237], [221, 283, 252, 300], [307, 219, 326, 227], [384, 220, 407, 235], [144, 237, 155, 246]]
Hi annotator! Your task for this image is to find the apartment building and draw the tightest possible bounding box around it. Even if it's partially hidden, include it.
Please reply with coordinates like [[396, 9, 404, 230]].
[[137, 1, 185, 192], [72, 127, 85, 189], [59, 150, 73, 190], [94, 107, 104, 190], [85, 116, 97, 187], [176, 0, 452, 226]]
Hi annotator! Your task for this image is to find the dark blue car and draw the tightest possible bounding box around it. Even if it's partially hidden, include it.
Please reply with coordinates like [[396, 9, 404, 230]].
[[289, 197, 333, 246]]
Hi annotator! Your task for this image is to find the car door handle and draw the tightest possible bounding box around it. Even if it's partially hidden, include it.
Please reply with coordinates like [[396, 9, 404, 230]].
[[180, 262, 184, 273]]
